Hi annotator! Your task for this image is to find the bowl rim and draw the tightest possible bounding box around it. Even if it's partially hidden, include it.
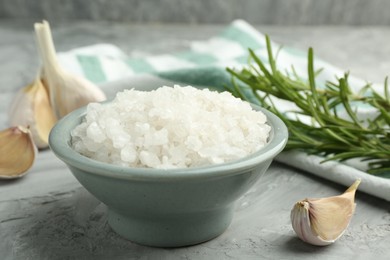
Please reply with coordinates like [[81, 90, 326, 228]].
[[49, 101, 288, 181]]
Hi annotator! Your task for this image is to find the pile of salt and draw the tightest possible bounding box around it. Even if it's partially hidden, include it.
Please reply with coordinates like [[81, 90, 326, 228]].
[[71, 85, 271, 169]]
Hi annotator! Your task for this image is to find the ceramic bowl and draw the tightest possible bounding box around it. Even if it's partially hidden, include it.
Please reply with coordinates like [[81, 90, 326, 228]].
[[49, 103, 288, 247]]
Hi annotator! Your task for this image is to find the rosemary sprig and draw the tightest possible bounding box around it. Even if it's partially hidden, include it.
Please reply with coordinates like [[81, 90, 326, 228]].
[[226, 36, 390, 175]]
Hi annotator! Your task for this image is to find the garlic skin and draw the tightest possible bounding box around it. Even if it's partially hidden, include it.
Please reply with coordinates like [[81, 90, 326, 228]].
[[0, 126, 37, 179], [34, 20, 106, 119], [8, 77, 57, 149], [290, 179, 361, 246]]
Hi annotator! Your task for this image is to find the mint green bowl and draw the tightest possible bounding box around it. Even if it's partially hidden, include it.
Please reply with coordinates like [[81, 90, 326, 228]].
[[49, 104, 287, 247]]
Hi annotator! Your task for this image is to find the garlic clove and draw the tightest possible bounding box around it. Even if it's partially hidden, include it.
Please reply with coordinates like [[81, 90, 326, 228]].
[[0, 126, 37, 179], [290, 179, 361, 246], [8, 77, 57, 149], [42, 70, 107, 118], [34, 20, 106, 119]]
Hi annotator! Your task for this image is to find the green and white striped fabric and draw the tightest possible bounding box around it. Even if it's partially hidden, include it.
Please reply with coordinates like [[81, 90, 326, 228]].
[[58, 20, 366, 89], [57, 20, 390, 201]]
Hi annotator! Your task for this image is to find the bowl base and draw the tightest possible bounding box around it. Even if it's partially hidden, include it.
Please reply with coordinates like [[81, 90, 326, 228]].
[[108, 207, 234, 247]]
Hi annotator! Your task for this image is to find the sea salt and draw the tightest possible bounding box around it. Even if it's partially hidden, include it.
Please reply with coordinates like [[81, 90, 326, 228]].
[[71, 85, 271, 169]]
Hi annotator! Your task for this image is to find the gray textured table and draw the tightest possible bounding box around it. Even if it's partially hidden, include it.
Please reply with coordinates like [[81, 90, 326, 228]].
[[0, 20, 389, 260]]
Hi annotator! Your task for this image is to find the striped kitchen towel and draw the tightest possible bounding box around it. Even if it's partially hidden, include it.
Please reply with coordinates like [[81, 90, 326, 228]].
[[57, 20, 390, 201]]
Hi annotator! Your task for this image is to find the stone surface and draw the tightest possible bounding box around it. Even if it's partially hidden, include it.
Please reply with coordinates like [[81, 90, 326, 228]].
[[0, 19, 389, 259]]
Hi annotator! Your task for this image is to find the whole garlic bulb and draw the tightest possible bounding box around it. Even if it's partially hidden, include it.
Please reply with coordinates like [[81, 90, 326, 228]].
[[34, 20, 106, 119], [290, 179, 361, 246], [8, 76, 57, 149]]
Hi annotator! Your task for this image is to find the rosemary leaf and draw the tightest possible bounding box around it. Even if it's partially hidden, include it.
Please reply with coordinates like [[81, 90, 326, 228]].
[[225, 35, 390, 175]]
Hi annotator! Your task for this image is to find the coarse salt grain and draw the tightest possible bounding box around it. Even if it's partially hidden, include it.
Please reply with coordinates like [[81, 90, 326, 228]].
[[71, 85, 271, 169]]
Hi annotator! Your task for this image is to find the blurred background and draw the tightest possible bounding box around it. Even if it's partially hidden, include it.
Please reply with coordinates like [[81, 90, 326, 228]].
[[0, 0, 389, 96], [1, 0, 390, 25]]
